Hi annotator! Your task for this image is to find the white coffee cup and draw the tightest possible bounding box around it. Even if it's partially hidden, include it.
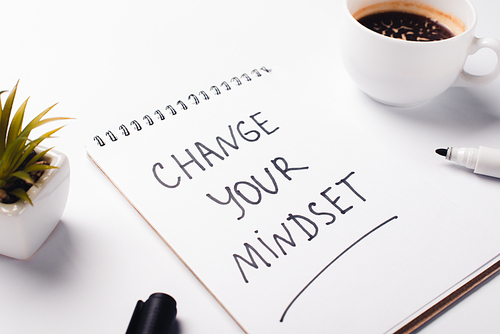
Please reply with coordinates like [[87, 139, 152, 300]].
[[341, 0, 500, 106]]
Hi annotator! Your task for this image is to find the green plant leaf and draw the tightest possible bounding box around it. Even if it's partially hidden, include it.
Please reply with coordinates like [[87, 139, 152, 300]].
[[9, 188, 33, 206], [0, 81, 71, 205], [1, 124, 64, 178], [6, 97, 28, 146], [17, 103, 57, 139], [0, 137, 29, 175], [13, 141, 40, 172], [6, 124, 63, 175], [18, 118, 71, 144], [0, 82, 19, 155], [0, 90, 7, 131], [24, 164, 58, 173], [25, 147, 52, 168], [10, 171, 34, 184]]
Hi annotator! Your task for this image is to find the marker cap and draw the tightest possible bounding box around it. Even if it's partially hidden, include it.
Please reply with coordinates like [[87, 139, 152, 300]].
[[126, 293, 177, 334]]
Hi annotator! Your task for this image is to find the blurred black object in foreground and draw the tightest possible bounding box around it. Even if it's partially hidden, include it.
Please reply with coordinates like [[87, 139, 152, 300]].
[[126, 293, 177, 334]]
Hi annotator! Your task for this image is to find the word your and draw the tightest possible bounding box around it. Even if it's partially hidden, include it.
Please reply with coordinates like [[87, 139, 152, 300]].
[[206, 157, 309, 220], [233, 171, 366, 283], [152, 112, 279, 189]]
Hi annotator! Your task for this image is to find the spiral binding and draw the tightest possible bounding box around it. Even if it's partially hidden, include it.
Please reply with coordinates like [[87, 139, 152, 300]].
[[93, 66, 271, 147]]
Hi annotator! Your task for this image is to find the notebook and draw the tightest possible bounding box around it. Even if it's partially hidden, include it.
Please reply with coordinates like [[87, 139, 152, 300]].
[[86, 67, 500, 333]]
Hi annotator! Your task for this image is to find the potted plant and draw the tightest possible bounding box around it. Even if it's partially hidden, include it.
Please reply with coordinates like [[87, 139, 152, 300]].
[[0, 81, 71, 260]]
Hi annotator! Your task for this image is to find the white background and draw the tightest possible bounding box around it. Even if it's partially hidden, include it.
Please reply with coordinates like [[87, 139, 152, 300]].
[[1, 0, 500, 333]]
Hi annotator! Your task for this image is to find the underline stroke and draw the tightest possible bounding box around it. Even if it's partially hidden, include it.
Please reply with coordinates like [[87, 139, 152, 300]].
[[279, 215, 399, 322]]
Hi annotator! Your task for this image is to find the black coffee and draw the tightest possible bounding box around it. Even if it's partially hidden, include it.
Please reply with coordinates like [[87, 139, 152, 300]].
[[358, 11, 454, 41]]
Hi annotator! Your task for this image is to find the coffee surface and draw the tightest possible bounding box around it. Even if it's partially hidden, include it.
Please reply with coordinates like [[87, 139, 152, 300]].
[[358, 11, 454, 41]]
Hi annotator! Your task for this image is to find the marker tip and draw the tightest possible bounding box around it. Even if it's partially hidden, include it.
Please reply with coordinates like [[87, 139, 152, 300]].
[[435, 148, 448, 157]]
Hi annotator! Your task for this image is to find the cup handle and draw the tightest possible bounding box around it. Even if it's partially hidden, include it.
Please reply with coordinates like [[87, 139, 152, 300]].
[[453, 36, 500, 87]]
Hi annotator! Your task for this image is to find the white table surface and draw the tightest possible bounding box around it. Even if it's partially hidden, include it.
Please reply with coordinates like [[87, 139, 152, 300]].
[[1, 0, 500, 333]]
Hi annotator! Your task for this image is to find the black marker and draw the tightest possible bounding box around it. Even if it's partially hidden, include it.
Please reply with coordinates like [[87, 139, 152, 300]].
[[435, 146, 500, 178], [126, 293, 177, 334]]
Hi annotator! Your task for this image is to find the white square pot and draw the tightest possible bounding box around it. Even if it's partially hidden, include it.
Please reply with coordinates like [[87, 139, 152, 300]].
[[0, 148, 70, 260]]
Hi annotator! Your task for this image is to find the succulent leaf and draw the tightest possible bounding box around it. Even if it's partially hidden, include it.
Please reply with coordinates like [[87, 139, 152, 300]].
[[0, 81, 69, 205], [24, 164, 57, 173], [0, 83, 19, 156], [9, 188, 33, 206], [6, 97, 28, 145], [26, 147, 52, 167], [17, 104, 57, 138], [10, 171, 34, 184], [1, 137, 29, 175]]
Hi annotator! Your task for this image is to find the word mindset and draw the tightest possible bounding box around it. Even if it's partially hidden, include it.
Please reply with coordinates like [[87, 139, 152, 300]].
[[232, 171, 367, 283], [152, 112, 279, 189]]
